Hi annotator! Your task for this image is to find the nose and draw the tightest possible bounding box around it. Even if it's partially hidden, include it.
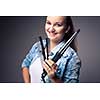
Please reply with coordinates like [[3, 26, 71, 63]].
[[48, 25, 55, 33]]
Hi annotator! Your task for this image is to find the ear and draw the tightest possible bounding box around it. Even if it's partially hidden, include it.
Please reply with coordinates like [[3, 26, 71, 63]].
[[65, 26, 70, 33]]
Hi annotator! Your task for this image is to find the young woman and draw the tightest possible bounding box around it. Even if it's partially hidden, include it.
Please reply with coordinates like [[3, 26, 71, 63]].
[[21, 16, 81, 83]]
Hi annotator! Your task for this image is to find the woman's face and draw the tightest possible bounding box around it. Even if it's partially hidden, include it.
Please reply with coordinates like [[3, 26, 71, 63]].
[[45, 16, 67, 43]]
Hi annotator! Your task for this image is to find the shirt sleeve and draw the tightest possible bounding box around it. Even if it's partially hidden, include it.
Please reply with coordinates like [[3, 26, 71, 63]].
[[62, 52, 81, 83], [21, 42, 39, 68]]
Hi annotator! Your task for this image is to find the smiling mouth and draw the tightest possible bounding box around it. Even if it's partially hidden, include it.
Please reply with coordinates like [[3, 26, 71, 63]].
[[49, 32, 57, 36]]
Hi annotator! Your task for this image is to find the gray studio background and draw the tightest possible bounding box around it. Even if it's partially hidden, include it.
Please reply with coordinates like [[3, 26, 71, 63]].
[[0, 16, 100, 83]]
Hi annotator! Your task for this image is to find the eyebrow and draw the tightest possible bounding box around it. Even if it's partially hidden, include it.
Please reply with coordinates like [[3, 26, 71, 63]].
[[46, 20, 64, 25]]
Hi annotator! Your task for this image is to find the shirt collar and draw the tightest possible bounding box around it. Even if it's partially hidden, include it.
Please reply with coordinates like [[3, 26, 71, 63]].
[[49, 40, 65, 56]]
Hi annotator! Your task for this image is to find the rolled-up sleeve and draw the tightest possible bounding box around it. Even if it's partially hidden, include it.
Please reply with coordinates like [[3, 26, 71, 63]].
[[21, 43, 38, 68]]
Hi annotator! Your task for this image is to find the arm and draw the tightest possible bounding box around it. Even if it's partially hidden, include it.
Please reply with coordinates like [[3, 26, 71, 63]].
[[21, 42, 39, 83], [21, 67, 30, 83]]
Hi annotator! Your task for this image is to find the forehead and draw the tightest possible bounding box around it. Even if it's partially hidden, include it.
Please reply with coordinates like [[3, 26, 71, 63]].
[[46, 16, 66, 22]]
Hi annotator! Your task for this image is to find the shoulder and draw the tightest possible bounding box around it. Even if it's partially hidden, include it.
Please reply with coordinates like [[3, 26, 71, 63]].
[[63, 46, 80, 61], [30, 39, 46, 53]]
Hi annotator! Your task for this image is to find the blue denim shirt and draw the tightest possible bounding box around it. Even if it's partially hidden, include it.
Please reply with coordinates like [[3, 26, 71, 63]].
[[21, 40, 81, 83]]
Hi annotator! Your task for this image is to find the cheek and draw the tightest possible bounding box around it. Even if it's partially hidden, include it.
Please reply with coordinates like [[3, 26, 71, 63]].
[[57, 28, 66, 39], [59, 32, 65, 38], [57, 27, 66, 34], [54, 33, 65, 42]]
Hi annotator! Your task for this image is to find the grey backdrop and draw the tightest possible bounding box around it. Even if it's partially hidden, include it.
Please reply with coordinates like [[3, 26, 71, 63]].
[[0, 16, 100, 83]]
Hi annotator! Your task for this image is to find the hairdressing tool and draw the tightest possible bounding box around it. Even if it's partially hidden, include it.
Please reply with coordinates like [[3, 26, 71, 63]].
[[39, 36, 49, 82], [39, 36, 46, 60], [46, 38, 49, 60], [52, 29, 80, 62]]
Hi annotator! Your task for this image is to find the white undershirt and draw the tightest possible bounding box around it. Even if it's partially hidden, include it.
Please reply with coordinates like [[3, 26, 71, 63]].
[[29, 57, 43, 83]]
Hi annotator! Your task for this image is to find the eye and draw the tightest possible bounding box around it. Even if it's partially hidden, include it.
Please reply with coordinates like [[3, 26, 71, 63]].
[[56, 22, 63, 27], [46, 21, 51, 25], [57, 24, 62, 27]]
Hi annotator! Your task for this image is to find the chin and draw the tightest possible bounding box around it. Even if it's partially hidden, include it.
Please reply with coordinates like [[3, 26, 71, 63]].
[[48, 35, 56, 40], [50, 37, 61, 43]]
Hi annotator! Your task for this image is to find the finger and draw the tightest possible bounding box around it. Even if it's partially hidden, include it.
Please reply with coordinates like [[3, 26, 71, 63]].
[[45, 59, 57, 72], [48, 59, 57, 70], [45, 60, 51, 68], [43, 61, 51, 73], [45, 59, 54, 67], [48, 59, 55, 65], [52, 63, 57, 70], [47, 59, 57, 70]]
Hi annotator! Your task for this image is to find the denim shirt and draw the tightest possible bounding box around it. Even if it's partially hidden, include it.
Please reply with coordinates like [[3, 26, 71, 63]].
[[21, 40, 81, 83]]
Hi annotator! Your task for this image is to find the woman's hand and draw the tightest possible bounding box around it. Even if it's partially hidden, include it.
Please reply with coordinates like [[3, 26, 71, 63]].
[[43, 59, 63, 83], [43, 59, 57, 78]]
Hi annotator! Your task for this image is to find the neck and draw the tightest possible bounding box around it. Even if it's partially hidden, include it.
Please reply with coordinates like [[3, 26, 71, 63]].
[[49, 40, 60, 51]]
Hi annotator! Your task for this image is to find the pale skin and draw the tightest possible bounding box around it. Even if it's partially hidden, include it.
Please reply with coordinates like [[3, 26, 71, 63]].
[[22, 16, 69, 83]]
